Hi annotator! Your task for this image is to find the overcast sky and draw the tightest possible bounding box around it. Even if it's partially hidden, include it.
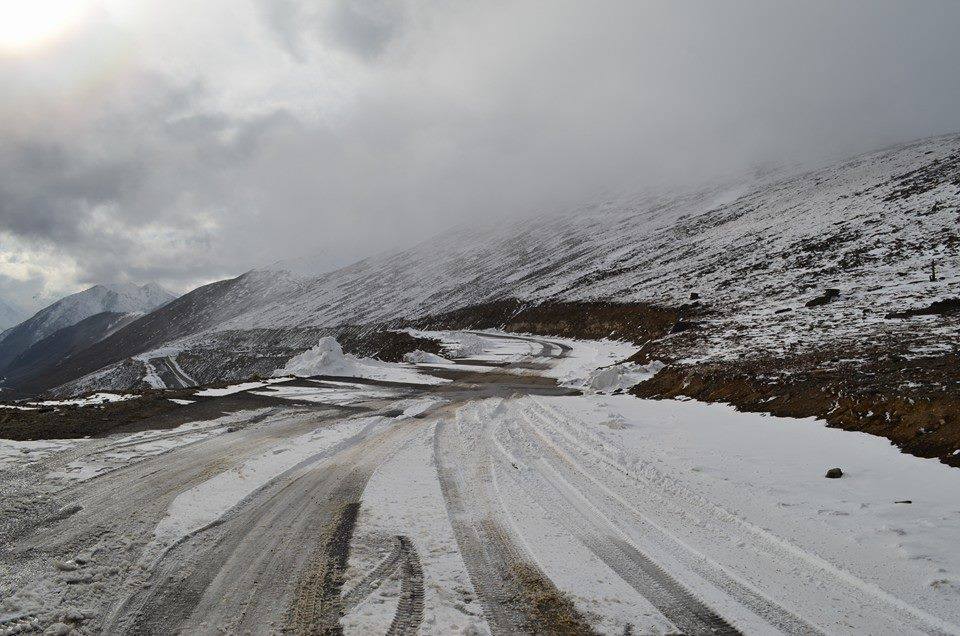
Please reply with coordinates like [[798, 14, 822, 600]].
[[1, 0, 959, 311]]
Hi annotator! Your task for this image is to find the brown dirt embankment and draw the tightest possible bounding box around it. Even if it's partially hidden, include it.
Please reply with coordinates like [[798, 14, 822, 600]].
[[632, 351, 960, 467], [0, 391, 189, 441], [409, 298, 684, 345], [335, 327, 444, 362]]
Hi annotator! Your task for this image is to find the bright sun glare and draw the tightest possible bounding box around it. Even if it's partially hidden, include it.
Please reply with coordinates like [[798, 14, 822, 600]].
[[0, 0, 89, 51]]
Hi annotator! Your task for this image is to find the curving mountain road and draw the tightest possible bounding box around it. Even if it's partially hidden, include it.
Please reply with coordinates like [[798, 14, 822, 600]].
[[2, 331, 959, 635]]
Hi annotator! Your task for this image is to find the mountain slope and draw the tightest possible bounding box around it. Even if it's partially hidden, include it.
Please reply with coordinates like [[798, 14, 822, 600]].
[[10, 272, 304, 393], [0, 311, 140, 387], [0, 283, 175, 374], [22, 132, 960, 397], [225, 133, 958, 361]]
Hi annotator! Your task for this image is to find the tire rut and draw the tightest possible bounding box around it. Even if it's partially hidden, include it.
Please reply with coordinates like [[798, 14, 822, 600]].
[[101, 417, 423, 635], [288, 502, 361, 635], [434, 414, 597, 635], [385, 536, 425, 636], [516, 400, 828, 635], [498, 409, 743, 634], [338, 533, 425, 634], [341, 536, 404, 614]]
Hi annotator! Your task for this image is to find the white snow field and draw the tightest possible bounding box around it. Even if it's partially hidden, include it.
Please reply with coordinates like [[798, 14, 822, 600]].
[[480, 395, 960, 634]]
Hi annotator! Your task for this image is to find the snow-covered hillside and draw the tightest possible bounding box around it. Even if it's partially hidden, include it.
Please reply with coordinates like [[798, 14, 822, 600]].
[[43, 133, 960, 393], [234, 134, 958, 360], [0, 283, 175, 374]]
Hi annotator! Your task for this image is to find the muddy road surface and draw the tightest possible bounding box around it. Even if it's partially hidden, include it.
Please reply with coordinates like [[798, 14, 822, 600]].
[[2, 331, 958, 635]]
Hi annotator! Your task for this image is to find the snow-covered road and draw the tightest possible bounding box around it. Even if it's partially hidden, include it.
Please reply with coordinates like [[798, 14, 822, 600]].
[[2, 331, 959, 634]]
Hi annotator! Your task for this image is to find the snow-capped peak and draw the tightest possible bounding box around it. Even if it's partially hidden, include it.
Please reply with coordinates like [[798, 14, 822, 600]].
[[0, 282, 177, 372]]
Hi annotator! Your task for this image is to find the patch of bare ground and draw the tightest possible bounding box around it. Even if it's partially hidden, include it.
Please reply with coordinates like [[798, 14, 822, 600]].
[[886, 297, 960, 319], [0, 390, 194, 441], [511, 562, 599, 635], [288, 502, 360, 635], [334, 326, 444, 362], [408, 298, 687, 344], [632, 350, 960, 467]]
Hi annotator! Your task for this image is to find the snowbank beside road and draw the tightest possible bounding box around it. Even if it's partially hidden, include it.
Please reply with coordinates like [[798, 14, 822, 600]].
[[566, 359, 665, 393], [446, 333, 486, 358], [278, 337, 357, 376], [275, 337, 449, 385], [402, 350, 450, 364]]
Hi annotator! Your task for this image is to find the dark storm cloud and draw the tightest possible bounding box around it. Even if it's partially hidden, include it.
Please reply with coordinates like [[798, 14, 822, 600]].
[[1, 0, 960, 309], [257, 0, 405, 61], [322, 0, 405, 60]]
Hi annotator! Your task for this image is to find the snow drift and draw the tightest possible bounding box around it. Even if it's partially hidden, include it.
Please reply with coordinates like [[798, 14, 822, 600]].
[[565, 360, 665, 393], [403, 350, 451, 364], [276, 337, 358, 377], [275, 337, 449, 385], [446, 333, 486, 358]]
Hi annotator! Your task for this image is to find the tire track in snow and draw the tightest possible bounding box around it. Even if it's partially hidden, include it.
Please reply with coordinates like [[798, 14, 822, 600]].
[[482, 399, 741, 635], [433, 413, 597, 635], [341, 535, 404, 614], [495, 404, 796, 634], [101, 417, 421, 634], [339, 534, 425, 634], [386, 536, 425, 636], [289, 502, 360, 635], [519, 397, 959, 635], [463, 330, 570, 359], [495, 435, 742, 634]]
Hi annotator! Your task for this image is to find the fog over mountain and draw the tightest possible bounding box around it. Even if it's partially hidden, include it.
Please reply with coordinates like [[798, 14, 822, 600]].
[[0, 296, 25, 331], [1, 1, 959, 308]]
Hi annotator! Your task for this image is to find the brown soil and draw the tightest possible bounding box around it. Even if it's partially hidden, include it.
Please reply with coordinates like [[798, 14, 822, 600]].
[[409, 298, 684, 344], [511, 562, 599, 635], [886, 297, 960, 319], [632, 349, 960, 467], [334, 327, 443, 362], [0, 390, 193, 441], [288, 502, 360, 635]]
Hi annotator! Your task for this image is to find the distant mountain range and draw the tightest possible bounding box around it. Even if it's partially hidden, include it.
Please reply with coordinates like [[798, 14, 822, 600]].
[[0, 283, 175, 386]]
